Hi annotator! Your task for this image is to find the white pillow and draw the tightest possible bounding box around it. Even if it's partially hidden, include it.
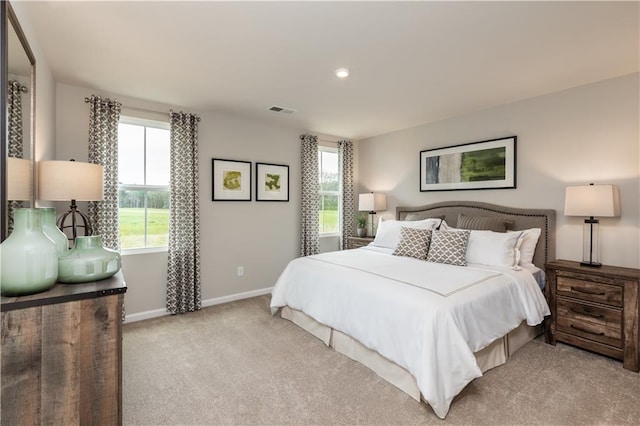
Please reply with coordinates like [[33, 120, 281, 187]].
[[372, 218, 442, 249], [508, 228, 541, 265], [465, 230, 522, 267]]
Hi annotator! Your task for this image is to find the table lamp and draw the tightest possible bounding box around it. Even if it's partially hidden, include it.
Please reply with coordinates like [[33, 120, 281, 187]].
[[38, 160, 104, 244], [358, 192, 387, 237], [564, 183, 620, 267]]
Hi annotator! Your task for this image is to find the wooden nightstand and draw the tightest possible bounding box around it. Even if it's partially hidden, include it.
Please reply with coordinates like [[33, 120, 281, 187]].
[[545, 260, 639, 372], [346, 236, 375, 249]]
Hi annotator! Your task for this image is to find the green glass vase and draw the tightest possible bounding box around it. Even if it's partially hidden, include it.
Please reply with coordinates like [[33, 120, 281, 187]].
[[58, 235, 121, 284], [40, 207, 69, 256], [0, 208, 58, 296]]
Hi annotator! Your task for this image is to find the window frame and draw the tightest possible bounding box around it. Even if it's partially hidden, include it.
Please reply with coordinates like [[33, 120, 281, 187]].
[[118, 115, 171, 254], [318, 145, 340, 237]]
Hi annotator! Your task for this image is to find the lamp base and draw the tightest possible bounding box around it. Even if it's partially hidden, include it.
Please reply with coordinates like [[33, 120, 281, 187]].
[[580, 260, 602, 268], [57, 200, 93, 246]]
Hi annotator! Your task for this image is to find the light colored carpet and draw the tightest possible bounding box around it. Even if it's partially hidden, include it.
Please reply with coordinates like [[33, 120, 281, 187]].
[[123, 295, 640, 425]]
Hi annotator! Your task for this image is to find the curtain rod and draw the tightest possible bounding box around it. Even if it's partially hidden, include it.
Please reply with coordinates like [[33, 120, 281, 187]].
[[123, 105, 200, 121], [8, 81, 28, 93]]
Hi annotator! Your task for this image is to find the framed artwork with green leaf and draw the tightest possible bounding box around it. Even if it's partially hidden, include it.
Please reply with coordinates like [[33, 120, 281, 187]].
[[212, 158, 252, 201], [256, 162, 289, 202], [420, 136, 516, 191]]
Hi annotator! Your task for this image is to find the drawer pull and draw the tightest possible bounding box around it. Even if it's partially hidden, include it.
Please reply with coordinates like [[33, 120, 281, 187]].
[[570, 286, 605, 296], [570, 324, 604, 336], [570, 308, 604, 319]]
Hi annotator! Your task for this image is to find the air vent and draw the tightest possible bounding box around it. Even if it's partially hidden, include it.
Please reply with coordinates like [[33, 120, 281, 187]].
[[268, 105, 296, 114]]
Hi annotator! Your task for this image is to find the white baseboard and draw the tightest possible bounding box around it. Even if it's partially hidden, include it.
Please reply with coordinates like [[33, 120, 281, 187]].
[[124, 286, 273, 323]]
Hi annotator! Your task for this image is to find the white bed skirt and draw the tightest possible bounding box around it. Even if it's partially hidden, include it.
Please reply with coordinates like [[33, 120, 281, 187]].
[[280, 306, 541, 402]]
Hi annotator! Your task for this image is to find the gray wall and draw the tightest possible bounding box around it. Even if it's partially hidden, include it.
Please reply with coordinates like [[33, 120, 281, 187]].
[[358, 73, 640, 268], [55, 83, 310, 319]]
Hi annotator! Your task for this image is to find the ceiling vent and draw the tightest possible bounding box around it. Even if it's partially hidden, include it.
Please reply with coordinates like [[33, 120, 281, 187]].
[[268, 105, 296, 114]]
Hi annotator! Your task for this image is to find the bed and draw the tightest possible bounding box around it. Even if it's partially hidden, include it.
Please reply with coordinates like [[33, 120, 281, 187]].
[[271, 201, 556, 418]]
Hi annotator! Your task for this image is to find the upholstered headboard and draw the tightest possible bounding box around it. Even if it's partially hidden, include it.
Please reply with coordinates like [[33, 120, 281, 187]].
[[396, 201, 556, 270]]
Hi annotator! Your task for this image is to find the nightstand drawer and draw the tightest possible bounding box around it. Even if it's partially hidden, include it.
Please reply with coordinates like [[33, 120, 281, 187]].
[[557, 299, 622, 348], [557, 276, 623, 307], [346, 236, 374, 250]]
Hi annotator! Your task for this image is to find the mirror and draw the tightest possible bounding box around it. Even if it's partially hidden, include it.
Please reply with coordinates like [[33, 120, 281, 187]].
[[2, 1, 36, 241]]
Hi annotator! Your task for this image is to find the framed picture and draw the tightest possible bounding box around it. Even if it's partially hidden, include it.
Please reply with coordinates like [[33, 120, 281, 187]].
[[212, 158, 252, 201], [420, 136, 516, 191], [256, 162, 289, 202]]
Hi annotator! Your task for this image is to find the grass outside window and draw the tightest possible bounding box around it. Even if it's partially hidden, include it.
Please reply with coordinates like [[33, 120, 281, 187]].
[[119, 208, 169, 249]]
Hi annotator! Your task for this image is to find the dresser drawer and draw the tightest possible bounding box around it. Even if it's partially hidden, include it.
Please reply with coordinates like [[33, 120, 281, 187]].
[[557, 276, 623, 307], [557, 299, 622, 348]]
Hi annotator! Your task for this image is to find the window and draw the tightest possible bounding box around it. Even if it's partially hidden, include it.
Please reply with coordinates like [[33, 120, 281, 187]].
[[118, 117, 170, 251], [318, 147, 339, 235]]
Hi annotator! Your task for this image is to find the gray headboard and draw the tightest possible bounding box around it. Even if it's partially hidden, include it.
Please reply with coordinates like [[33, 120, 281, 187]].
[[396, 201, 556, 270]]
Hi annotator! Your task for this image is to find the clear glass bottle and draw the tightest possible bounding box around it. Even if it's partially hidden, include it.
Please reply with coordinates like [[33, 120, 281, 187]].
[[40, 207, 69, 256], [0, 208, 58, 296], [58, 235, 121, 283]]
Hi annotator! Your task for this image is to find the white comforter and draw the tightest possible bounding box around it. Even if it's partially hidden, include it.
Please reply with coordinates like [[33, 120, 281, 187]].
[[270, 247, 550, 418]]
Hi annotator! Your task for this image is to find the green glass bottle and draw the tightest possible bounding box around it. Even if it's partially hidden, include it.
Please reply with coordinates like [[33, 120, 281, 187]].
[[40, 207, 69, 256], [0, 208, 58, 296], [58, 235, 121, 284]]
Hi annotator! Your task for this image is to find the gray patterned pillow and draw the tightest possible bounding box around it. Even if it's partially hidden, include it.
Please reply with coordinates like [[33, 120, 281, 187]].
[[426, 230, 471, 266], [457, 214, 514, 232], [393, 228, 432, 260]]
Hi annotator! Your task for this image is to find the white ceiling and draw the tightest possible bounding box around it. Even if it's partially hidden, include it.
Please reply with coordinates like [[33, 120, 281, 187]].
[[20, 1, 639, 140]]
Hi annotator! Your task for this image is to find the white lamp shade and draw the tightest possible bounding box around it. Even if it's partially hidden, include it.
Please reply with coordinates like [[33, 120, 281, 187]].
[[564, 184, 620, 217], [38, 160, 104, 201], [7, 157, 32, 201], [359, 192, 387, 212]]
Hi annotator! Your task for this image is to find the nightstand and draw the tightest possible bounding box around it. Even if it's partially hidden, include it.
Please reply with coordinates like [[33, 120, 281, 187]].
[[545, 260, 639, 372], [346, 236, 375, 249]]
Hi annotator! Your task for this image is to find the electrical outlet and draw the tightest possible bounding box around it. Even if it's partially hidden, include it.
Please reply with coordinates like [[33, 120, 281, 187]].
[[237, 266, 244, 277]]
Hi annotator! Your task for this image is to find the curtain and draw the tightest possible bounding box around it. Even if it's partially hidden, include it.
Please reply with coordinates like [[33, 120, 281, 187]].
[[85, 95, 122, 250], [7, 81, 27, 232], [300, 133, 319, 256], [7, 80, 25, 158], [167, 111, 201, 314], [337, 140, 355, 250]]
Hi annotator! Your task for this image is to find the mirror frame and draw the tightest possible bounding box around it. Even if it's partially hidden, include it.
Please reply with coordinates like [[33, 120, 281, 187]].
[[1, 1, 36, 242]]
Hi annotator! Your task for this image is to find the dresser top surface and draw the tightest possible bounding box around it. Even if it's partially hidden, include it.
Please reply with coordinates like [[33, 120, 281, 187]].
[[1, 271, 127, 312]]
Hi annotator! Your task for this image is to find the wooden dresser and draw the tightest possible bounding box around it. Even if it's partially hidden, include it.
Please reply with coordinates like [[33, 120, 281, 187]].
[[545, 260, 639, 372], [1, 272, 127, 425], [346, 236, 375, 249]]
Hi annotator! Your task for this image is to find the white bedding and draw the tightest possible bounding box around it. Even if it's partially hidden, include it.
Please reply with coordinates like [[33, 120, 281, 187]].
[[270, 246, 550, 418]]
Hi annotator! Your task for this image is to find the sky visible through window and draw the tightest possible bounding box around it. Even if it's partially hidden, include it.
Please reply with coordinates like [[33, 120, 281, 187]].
[[118, 123, 170, 185]]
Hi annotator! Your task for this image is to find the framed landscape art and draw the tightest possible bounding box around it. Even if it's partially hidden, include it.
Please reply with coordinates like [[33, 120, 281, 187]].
[[256, 162, 289, 202], [212, 158, 252, 201], [420, 136, 516, 191]]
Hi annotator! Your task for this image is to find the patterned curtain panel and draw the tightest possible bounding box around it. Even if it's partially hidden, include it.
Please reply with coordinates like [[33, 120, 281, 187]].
[[85, 95, 122, 250], [167, 111, 201, 314], [7, 80, 26, 231], [338, 140, 355, 250], [7, 80, 25, 158], [300, 133, 319, 256]]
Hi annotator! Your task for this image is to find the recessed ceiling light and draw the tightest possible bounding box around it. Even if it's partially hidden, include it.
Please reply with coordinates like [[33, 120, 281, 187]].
[[335, 68, 350, 78]]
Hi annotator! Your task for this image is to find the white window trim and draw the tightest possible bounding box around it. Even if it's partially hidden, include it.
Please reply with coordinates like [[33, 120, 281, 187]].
[[118, 115, 170, 254], [318, 145, 340, 237]]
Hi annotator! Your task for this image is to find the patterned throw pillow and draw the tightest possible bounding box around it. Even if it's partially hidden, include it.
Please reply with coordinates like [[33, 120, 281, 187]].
[[393, 228, 432, 260], [426, 230, 471, 266]]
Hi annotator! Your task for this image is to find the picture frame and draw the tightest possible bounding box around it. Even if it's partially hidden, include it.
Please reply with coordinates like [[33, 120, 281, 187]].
[[212, 158, 252, 201], [256, 162, 289, 202], [420, 136, 516, 191]]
